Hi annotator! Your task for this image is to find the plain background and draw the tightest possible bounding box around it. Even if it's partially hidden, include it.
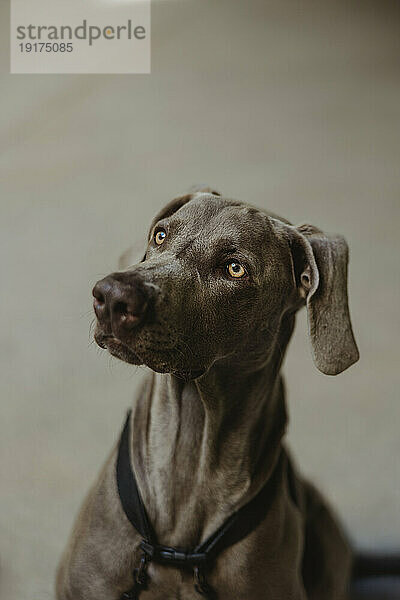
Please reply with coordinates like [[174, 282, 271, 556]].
[[1, 0, 399, 598]]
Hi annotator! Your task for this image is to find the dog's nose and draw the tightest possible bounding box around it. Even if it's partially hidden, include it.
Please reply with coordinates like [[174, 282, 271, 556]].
[[92, 274, 149, 336]]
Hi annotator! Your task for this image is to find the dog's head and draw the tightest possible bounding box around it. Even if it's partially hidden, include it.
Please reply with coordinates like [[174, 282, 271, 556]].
[[93, 188, 358, 379]]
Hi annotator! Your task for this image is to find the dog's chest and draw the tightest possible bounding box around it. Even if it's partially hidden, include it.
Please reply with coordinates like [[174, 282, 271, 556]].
[[118, 483, 305, 600], [132, 520, 305, 600]]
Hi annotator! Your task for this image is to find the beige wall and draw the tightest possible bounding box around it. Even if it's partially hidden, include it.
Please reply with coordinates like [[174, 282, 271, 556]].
[[1, 1, 399, 597]]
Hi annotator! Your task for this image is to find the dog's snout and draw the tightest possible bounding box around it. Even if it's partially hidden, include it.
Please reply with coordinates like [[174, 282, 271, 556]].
[[92, 274, 149, 336]]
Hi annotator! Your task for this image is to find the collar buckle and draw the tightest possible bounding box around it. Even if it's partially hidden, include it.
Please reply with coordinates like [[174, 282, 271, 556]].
[[140, 540, 208, 567]]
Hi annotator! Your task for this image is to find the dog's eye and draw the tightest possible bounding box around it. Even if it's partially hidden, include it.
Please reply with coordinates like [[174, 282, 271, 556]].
[[154, 229, 167, 245], [226, 261, 246, 279]]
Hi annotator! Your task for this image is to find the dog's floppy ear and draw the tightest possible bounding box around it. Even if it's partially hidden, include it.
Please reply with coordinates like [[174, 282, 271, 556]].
[[118, 187, 221, 270], [284, 222, 359, 375]]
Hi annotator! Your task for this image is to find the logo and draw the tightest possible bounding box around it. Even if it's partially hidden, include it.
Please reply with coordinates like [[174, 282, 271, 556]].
[[11, 0, 151, 74]]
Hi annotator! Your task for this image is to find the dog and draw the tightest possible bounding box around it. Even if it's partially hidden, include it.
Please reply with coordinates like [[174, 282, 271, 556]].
[[56, 187, 360, 600]]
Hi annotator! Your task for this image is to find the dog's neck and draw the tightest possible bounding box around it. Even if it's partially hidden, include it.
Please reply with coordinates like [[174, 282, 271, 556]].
[[131, 314, 295, 548]]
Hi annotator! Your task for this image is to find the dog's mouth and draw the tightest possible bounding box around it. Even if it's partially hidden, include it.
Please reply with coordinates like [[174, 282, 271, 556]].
[[94, 331, 142, 365], [94, 327, 179, 372], [94, 328, 207, 379]]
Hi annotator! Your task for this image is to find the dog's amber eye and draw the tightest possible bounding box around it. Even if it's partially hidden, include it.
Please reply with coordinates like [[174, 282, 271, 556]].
[[227, 261, 246, 279], [154, 229, 167, 245]]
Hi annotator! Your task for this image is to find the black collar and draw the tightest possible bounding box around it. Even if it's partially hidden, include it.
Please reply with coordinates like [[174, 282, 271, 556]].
[[116, 410, 285, 599]]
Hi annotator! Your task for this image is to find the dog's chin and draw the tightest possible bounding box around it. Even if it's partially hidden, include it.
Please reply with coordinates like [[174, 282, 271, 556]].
[[96, 335, 143, 365], [94, 332, 206, 380]]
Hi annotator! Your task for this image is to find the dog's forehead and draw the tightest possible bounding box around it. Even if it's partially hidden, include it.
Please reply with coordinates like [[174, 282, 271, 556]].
[[168, 195, 274, 247]]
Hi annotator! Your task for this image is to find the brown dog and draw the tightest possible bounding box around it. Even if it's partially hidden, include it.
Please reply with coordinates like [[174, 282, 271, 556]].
[[56, 188, 359, 600]]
